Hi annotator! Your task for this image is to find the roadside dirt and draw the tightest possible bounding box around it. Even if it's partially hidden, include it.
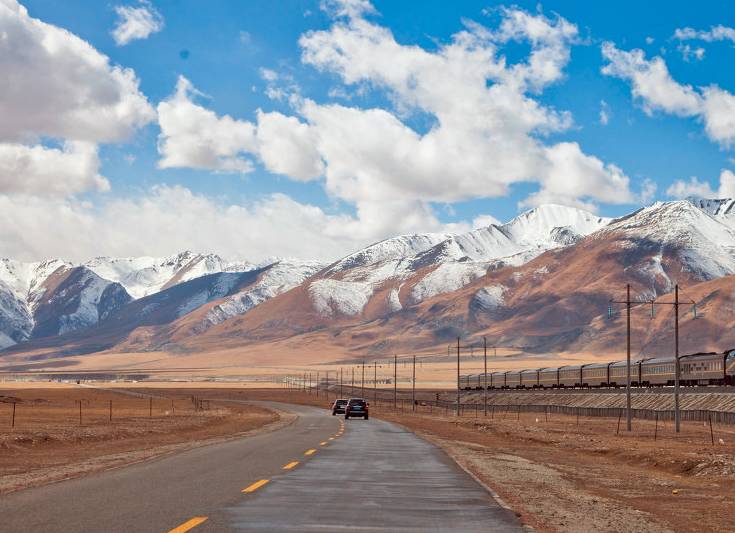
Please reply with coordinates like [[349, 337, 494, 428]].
[[236, 389, 735, 533], [0, 387, 283, 495]]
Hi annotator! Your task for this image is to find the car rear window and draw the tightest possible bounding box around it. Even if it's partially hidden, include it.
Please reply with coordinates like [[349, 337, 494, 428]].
[[348, 399, 366, 406], [335, 400, 348, 405]]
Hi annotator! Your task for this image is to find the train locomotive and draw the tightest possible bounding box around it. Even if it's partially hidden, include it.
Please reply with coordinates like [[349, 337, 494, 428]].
[[461, 349, 735, 390]]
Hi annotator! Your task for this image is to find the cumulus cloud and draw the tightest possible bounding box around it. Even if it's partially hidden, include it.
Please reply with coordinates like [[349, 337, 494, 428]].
[[111, 1, 164, 46], [0, 0, 155, 143], [157, 76, 257, 173], [0, 142, 108, 196], [0, 0, 154, 198], [255, 111, 324, 180], [602, 42, 735, 147], [157, 77, 323, 179], [295, 4, 635, 213], [666, 170, 735, 199], [154, 3, 641, 246]]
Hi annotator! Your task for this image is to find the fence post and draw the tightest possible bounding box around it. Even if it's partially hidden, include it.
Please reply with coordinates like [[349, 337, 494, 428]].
[[616, 409, 621, 435], [79, 400, 82, 426], [109, 400, 112, 422], [709, 412, 715, 446], [11, 402, 16, 428], [654, 412, 658, 441], [149, 397, 152, 417]]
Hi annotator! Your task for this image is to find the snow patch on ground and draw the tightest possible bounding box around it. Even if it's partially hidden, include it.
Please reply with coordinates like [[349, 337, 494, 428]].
[[387, 287, 403, 313], [410, 262, 489, 303], [57, 272, 113, 335], [472, 285, 506, 311], [309, 279, 374, 317], [206, 261, 323, 325], [177, 273, 242, 317]]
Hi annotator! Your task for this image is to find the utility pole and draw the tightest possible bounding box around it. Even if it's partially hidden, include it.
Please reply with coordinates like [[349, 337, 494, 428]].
[[674, 284, 680, 433], [340, 368, 343, 398], [457, 336, 460, 417], [393, 355, 397, 408], [626, 284, 632, 432], [351, 367, 354, 393], [316, 371, 319, 398], [361, 360, 365, 398], [483, 336, 488, 417], [649, 284, 693, 434], [374, 361, 378, 405], [610, 285, 634, 431], [412, 355, 416, 412]]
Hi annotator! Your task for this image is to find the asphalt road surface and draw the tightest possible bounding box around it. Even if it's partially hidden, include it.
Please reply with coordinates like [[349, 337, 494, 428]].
[[0, 401, 522, 532]]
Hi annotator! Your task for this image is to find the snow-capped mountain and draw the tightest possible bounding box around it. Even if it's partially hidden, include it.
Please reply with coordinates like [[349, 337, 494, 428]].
[[0, 262, 132, 348], [8, 199, 735, 362], [84, 251, 255, 299]]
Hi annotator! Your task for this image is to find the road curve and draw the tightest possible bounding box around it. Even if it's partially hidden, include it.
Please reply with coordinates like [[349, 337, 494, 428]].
[[0, 401, 521, 532]]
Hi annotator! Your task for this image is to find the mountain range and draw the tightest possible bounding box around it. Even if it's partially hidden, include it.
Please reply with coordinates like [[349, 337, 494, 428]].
[[4, 198, 735, 368]]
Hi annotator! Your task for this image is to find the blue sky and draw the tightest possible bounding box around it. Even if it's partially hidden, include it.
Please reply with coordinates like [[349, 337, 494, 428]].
[[3, 0, 735, 261]]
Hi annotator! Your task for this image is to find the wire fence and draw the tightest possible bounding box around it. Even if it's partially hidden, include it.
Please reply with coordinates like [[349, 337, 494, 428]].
[[1, 395, 213, 429]]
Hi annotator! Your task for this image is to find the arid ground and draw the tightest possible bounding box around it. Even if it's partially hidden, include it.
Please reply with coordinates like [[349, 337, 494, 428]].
[[2, 384, 734, 532]]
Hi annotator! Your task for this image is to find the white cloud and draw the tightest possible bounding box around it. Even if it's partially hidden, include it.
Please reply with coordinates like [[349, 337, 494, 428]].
[[677, 43, 705, 62], [602, 42, 735, 148], [255, 111, 324, 180], [154, 4, 640, 246], [0, 0, 154, 199], [295, 5, 635, 214], [674, 25, 735, 44], [111, 1, 164, 46], [666, 170, 735, 199], [0, 141, 108, 196], [157, 76, 257, 172], [0, 185, 394, 263], [599, 100, 610, 125], [0, 0, 155, 143], [472, 214, 501, 229]]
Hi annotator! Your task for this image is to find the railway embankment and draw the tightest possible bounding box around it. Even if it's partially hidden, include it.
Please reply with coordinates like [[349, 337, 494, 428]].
[[459, 390, 735, 411]]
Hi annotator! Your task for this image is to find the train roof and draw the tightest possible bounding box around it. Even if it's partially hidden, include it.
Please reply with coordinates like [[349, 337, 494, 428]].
[[520, 368, 538, 374], [538, 367, 557, 372], [610, 359, 648, 367], [558, 364, 583, 370], [582, 362, 610, 369]]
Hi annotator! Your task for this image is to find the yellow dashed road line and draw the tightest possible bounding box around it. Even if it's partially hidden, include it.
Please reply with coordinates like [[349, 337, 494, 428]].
[[283, 461, 299, 470], [320, 441, 328, 445], [167, 516, 208, 533], [328, 437, 334, 441], [242, 479, 270, 493], [304, 449, 317, 456]]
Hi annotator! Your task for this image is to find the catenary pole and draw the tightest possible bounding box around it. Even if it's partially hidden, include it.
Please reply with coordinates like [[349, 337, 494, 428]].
[[626, 283, 632, 432], [484, 336, 488, 417], [457, 336, 460, 417], [675, 284, 680, 433]]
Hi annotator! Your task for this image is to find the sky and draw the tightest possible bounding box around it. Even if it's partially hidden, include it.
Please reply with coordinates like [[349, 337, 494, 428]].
[[2, 0, 735, 263]]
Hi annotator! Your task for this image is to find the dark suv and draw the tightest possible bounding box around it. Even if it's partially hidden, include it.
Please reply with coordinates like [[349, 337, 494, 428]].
[[344, 398, 369, 420], [332, 399, 348, 415]]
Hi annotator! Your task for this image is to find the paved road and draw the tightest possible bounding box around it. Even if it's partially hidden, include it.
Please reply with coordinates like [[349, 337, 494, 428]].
[[0, 402, 521, 532]]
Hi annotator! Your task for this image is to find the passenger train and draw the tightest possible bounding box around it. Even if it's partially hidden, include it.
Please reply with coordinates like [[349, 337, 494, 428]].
[[460, 350, 735, 390]]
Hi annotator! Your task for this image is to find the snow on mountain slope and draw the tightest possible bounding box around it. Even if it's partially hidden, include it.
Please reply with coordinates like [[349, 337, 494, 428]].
[[206, 260, 324, 325], [601, 200, 735, 280], [84, 252, 255, 299], [0, 258, 70, 299], [323, 233, 451, 276], [307, 205, 611, 316], [30, 266, 132, 338], [410, 262, 490, 303]]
